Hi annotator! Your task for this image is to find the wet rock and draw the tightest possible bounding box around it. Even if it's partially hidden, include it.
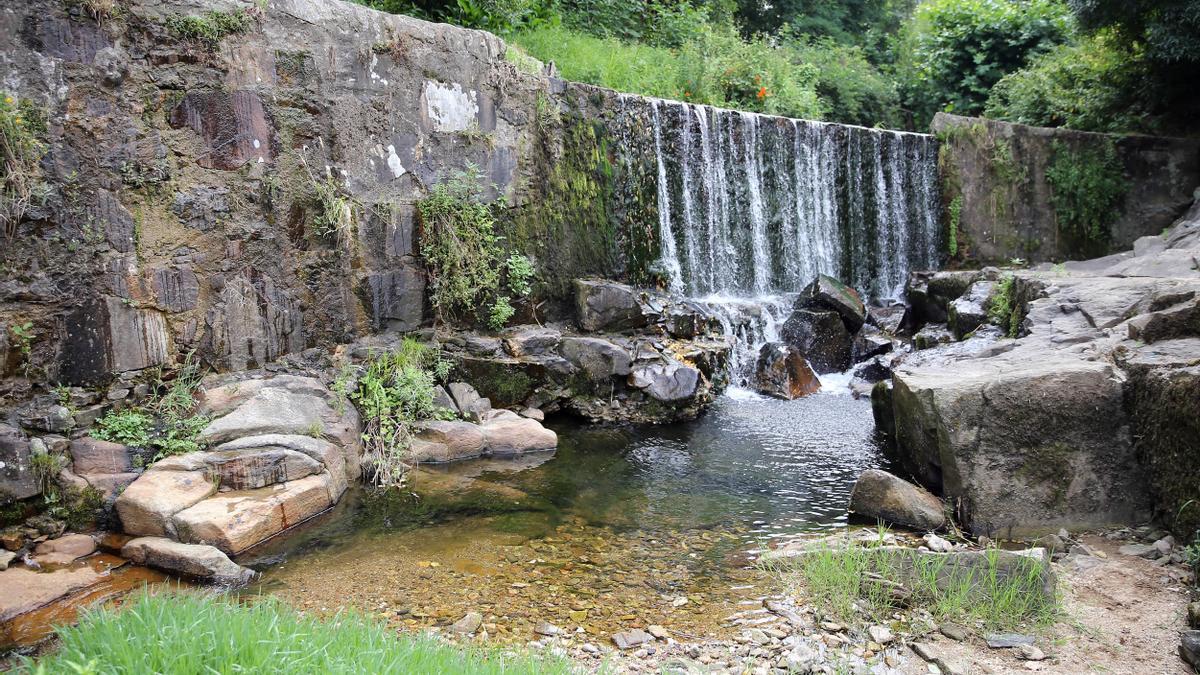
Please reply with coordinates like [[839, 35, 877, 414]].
[[481, 417, 557, 456], [70, 438, 133, 475], [561, 337, 632, 380], [628, 358, 701, 402], [173, 473, 336, 554], [755, 342, 821, 400], [852, 325, 893, 363], [781, 309, 852, 374], [450, 611, 483, 634], [123, 536, 254, 585], [574, 279, 651, 332], [115, 470, 217, 538], [0, 565, 104, 622], [612, 629, 654, 649], [0, 424, 39, 503], [848, 469, 945, 531], [797, 275, 866, 333], [33, 533, 97, 565], [948, 280, 995, 340], [912, 323, 954, 350]]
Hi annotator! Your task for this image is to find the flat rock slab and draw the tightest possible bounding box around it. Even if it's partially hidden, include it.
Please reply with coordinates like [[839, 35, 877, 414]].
[[200, 387, 328, 445], [480, 418, 557, 456], [122, 536, 253, 585], [985, 633, 1036, 648], [0, 565, 103, 622], [115, 470, 216, 538], [33, 533, 96, 566], [173, 473, 334, 554]]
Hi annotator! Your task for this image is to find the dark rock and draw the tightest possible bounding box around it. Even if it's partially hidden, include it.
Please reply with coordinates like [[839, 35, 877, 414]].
[[574, 279, 650, 332], [0, 425, 39, 503], [171, 186, 230, 232], [664, 301, 715, 339], [628, 358, 701, 402], [20, 405, 75, 433], [169, 91, 273, 170], [852, 324, 893, 363], [848, 469, 945, 531], [781, 309, 852, 374], [913, 324, 954, 350], [796, 275, 866, 333], [432, 386, 458, 415], [203, 274, 304, 372], [948, 280, 994, 340], [754, 342, 820, 400], [867, 304, 906, 334], [985, 633, 1036, 649], [365, 267, 425, 332], [561, 337, 632, 380], [852, 354, 893, 384], [1182, 631, 1200, 670]]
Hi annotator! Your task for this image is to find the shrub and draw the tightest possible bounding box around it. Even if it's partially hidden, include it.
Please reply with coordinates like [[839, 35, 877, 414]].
[[985, 32, 1147, 133], [16, 591, 576, 674], [92, 409, 154, 448], [785, 35, 900, 128], [165, 9, 255, 49], [1045, 138, 1127, 252], [895, 0, 1073, 127], [91, 353, 209, 460], [350, 339, 454, 487], [417, 166, 535, 330], [1, 94, 48, 239]]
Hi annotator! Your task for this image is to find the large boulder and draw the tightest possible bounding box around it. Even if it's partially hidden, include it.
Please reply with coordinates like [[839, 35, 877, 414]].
[[890, 347, 1150, 537], [561, 337, 632, 380], [848, 469, 945, 531], [173, 473, 336, 554], [781, 309, 852, 374], [413, 421, 487, 462], [628, 358, 701, 402], [755, 342, 821, 400], [122, 536, 254, 585], [115, 470, 217, 538], [947, 280, 994, 340], [797, 275, 866, 333], [0, 424, 39, 503], [574, 279, 651, 332], [480, 417, 557, 455]]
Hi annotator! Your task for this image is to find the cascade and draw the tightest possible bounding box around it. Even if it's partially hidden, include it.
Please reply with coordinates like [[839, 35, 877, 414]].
[[641, 99, 942, 385]]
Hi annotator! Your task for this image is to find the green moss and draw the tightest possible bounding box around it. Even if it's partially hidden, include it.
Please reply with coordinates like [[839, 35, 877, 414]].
[[987, 274, 1022, 337], [1046, 138, 1128, 257], [1127, 367, 1200, 539], [1018, 442, 1074, 507], [947, 195, 962, 258]]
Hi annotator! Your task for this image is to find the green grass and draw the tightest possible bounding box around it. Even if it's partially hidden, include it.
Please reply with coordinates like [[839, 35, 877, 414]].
[[17, 591, 579, 674], [773, 539, 1059, 631]]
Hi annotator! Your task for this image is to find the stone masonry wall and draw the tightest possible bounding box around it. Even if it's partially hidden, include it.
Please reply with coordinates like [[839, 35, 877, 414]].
[[933, 112, 1200, 265]]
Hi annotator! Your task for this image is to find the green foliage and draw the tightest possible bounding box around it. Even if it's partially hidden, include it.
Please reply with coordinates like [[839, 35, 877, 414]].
[[165, 9, 254, 48], [776, 537, 1058, 630], [417, 166, 535, 330], [1045, 139, 1127, 251], [92, 409, 154, 448], [91, 354, 209, 460], [30, 442, 103, 529], [16, 591, 577, 674], [987, 274, 1021, 337], [895, 0, 1072, 127], [350, 339, 454, 488], [1, 93, 48, 239], [785, 35, 901, 128], [353, 0, 556, 34], [985, 32, 1147, 132], [947, 195, 962, 257]]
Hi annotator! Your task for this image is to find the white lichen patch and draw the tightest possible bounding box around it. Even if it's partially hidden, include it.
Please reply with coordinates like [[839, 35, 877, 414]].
[[423, 81, 478, 133]]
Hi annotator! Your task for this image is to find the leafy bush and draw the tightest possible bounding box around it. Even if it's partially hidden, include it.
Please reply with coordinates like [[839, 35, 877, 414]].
[[91, 354, 210, 460], [354, 0, 556, 34], [350, 339, 454, 488], [785, 35, 900, 128], [1045, 138, 1127, 251], [1, 94, 48, 239], [92, 409, 154, 448], [16, 591, 576, 674], [417, 166, 535, 330], [985, 32, 1147, 132], [895, 0, 1073, 127]]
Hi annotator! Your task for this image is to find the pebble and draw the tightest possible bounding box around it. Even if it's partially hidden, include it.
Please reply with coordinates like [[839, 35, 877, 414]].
[[534, 621, 561, 636], [746, 629, 771, 645], [940, 623, 970, 641], [1018, 644, 1046, 661], [868, 625, 893, 644]]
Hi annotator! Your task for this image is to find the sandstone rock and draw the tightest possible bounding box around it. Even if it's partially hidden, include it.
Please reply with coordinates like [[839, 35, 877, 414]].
[[481, 418, 557, 456], [519, 407, 545, 421], [173, 473, 335, 554], [200, 387, 325, 445], [116, 470, 216, 538], [213, 434, 347, 497], [612, 628, 655, 649], [628, 358, 701, 402], [70, 437, 133, 475], [33, 533, 96, 565], [414, 421, 487, 462], [848, 469, 945, 531], [448, 382, 491, 422], [781, 309, 852, 374], [0, 550, 14, 571], [755, 342, 820, 400], [0, 424, 39, 503], [574, 279, 650, 332], [172, 448, 324, 491], [0, 565, 104, 622], [122, 536, 253, 585], [561, 337, 632, 380], [503, 326, 562, 357], [796, 275, 866, 333]]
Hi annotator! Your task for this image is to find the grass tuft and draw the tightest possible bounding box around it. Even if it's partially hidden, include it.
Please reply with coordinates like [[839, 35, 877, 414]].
[[17, 591, 580, 674]]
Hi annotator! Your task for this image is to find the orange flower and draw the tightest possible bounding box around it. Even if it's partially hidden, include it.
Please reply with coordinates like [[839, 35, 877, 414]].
[[756, 86, 768, 100]]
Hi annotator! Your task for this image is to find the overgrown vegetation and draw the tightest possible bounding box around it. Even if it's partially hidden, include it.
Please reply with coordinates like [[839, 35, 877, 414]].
[[1045, 139, 1127, 253], [16, 591, 577, 674], [165, 9, 255, 49], [92, 353, 210, 462], [775, 535, 1058, 630], [1, 93, 48, 239], [347, 339, 454, 488], [946, 194, 962, 257], [417, 166, 536, 330], [987, 273, 1021, 337], [30, 443, 103, 530]]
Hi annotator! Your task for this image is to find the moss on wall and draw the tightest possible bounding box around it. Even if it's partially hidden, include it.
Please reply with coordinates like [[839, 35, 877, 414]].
[[1127, 366, 1200, 540]]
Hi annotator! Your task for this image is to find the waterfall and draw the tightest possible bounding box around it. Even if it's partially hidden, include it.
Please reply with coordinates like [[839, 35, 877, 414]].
[[641, 99, 942, 385]]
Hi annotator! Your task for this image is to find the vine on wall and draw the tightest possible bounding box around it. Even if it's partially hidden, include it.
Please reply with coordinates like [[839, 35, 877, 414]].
[[1045, 139, 1128, 255]]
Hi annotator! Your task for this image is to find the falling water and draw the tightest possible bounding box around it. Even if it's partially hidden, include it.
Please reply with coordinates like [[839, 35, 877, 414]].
[[635, 99, 941, 384]]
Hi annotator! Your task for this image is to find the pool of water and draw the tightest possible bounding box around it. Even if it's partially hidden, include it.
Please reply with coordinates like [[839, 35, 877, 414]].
[[244, 388, 887, 640]]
